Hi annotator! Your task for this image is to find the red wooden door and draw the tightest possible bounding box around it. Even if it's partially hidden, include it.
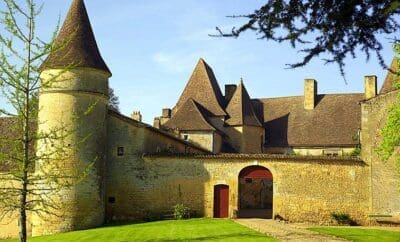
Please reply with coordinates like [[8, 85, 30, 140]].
[[214, 185, 229, 218]]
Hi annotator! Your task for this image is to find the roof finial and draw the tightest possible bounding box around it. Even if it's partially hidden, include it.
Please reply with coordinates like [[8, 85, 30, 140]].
[[240, 77, 244, 85]]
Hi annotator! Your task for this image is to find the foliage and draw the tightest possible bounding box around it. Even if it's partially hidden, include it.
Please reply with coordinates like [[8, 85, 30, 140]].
[[378, 42, 400, 168], [309, 227, 400, 242], [108, 87, 120, 112], [214, 1, 400, 79], [330, 212, 351, 224], [173, 203, 190, 220], [0, 1, 90, 241], [3, 218, 277, 242], [350, 147, 361, 157]]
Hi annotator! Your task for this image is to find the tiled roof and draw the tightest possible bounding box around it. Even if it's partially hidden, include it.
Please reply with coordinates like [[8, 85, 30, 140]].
[[164, 99, 216, 131], [173, 59, 226, 116], [143, 153, 363, 163], [41, 0, 111, 75], [257, 93, 364, 147], [226, 81, 262, 127], [380, 58, 399, 94]]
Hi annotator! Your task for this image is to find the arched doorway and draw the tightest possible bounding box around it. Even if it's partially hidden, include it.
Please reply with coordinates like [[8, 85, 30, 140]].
[[238, 166, 273, 218], [214, 184, 229, 218]]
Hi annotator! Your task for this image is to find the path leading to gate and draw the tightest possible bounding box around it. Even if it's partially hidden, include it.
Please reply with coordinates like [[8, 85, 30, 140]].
[[235, 219, 348, 242]]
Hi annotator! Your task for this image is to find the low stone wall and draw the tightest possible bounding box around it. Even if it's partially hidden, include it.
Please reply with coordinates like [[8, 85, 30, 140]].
[[105, 154, 370, 225]]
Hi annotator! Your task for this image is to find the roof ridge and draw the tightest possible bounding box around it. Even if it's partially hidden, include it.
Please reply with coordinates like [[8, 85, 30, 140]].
[[41, 0, 111, 75]]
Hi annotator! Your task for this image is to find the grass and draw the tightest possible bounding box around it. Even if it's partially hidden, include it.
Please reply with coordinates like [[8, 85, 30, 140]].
[[309, 227, 400, 242], [3, 218, 277, 242]]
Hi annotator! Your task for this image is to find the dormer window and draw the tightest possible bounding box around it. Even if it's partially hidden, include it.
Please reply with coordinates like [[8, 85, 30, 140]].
[[183, 134, 189, 141]]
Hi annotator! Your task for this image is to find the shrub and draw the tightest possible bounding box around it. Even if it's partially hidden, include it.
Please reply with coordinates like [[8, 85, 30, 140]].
[[174, 203, 190, 220], [331, 212, 351, 225]]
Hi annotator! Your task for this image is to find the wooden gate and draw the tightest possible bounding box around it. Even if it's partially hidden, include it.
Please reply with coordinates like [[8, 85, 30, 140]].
[[214, 184, 229, 218]]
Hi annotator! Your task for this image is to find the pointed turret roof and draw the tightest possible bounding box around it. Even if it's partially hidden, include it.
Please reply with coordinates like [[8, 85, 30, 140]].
[[165, 99, 216, 131], [41, 0, 111, 75], [174, 59, 226, 116], [380, 57, 399, 94], [226, 80, 262, 127]]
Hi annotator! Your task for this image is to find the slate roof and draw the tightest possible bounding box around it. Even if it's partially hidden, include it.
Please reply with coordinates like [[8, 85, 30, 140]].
[[173, 59, 226, 116], [257, 93, 364, 147], [226, 81, 262, 127], [41, 0, 111, 75], [164, 99, 216, 131], [380, 58, 399, 94]]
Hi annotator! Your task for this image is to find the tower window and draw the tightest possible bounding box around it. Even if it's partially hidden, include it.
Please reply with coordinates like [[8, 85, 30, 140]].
[[117, 147, 124, 156]]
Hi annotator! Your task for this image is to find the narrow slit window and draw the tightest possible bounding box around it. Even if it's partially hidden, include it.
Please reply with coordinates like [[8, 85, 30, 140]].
[[117, 147, 124, 156]]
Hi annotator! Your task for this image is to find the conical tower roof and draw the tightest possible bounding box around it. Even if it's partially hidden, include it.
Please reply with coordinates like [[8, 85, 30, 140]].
[[225, 80, 262, 127], [41, 0, 111, 75], [173, 59, 226, 116], [380, 57, 399, 94], [165, 99, 216, 131]]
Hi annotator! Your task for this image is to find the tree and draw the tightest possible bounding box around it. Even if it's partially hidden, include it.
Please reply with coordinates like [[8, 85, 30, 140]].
[[214, 1, 400, 79], [0, 1, 85, 241], [108, 87, 120, 112], [378, 42, 400, 170]]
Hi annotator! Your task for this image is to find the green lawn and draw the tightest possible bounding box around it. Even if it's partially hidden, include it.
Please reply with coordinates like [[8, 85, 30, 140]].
[[309, 227, 400, 242], [4, 218, 276, 242]]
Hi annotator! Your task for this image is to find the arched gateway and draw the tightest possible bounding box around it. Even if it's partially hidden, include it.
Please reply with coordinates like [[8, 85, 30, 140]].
[[238, 166, 273, 218]]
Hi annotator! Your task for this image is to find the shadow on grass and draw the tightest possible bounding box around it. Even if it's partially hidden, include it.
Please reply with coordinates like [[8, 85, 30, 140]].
[[137, 232, 269, 242]]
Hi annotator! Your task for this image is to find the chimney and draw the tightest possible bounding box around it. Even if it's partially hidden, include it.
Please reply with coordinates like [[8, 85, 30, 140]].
[[304, 79, 317, 110], [225, 84, 237, 104], [159, 108, 171, 126], [153, 117, 161, 129], [162, 108, 171, 118], [131, 111, 142, 122], [364, 75, 377, 99]]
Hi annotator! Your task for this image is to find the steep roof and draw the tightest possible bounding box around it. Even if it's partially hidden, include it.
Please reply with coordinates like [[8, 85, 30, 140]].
[[41, 0, 111, 75], [174, 59, 226, 116], [165, 99, 216, 131], [257, 93, 364, 147], [380, 57, 399, 94], [226, 81, 262, 127]]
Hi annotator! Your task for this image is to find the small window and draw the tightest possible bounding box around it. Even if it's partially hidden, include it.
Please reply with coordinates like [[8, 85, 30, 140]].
[[183, 134, 189, 141], [117, 147, 124, 156], [245, 178, 252, 183], [108, 197, 116, 203]]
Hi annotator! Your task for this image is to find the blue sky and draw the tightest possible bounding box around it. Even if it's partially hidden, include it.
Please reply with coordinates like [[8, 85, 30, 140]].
[[4, 0, 399, 123]]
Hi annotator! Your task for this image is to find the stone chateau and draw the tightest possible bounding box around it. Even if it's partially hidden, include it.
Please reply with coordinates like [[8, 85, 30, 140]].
[[0, 0, 399, 238]]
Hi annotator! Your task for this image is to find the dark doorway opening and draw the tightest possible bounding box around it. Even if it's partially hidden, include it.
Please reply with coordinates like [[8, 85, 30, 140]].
[[214, 184, 229, 218], [238, 166, 273, 218]]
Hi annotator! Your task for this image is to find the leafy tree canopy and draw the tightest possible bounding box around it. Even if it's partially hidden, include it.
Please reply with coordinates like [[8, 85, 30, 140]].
[[214, 0, 400, 79]]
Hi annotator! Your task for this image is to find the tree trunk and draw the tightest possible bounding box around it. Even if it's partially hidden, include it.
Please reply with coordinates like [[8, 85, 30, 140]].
[[19, 175, 28, 242]]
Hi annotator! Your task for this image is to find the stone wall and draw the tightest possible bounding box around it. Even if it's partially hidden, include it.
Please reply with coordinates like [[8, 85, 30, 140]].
[[179, 131, 213, 152], [106, 154, 370, 225], [105, 113, 207, 220], [361, 90, 400, 218]]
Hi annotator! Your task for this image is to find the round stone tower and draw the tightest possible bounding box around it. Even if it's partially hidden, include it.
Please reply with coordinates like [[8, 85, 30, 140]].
[[32, 0, 111, 236]]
